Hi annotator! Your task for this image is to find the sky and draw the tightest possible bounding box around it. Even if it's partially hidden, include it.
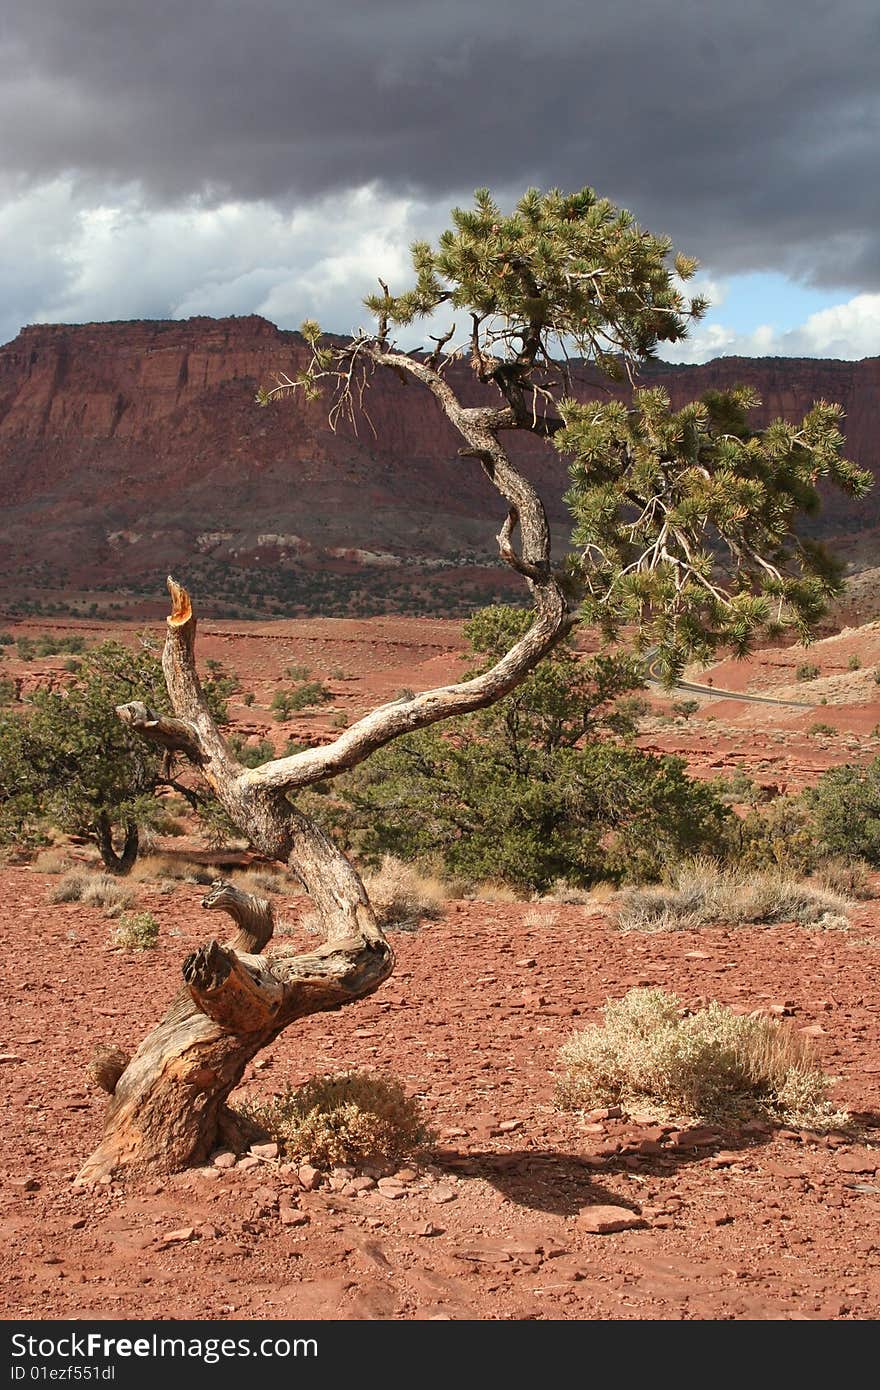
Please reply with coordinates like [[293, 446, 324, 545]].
[[1, 0, 878, 361]]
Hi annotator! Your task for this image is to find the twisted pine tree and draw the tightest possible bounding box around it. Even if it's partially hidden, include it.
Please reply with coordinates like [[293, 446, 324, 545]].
[[81, 186, 870, 1181]]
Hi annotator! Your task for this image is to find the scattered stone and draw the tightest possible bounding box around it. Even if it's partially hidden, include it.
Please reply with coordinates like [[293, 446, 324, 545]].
[[496, 1120, 521, 1134], [279, 1207, 309, 1227], [515, 958, 537, 968], [577, 1204, 647, 1235], [250, 1141, 279, 1160], [346, 1175, 377, 1194], [636, 1140, 666, 1156], [376, 1178, 407, 1199], [194, 1167, 221, 1181], [212, 1151, 237, 1169], [546, 1255, 591, 1281], [454, 1246, 512, 1265], [298, 1164, 322, 1191], [11, 1177, 40, 1191], [236, 1156, 261, 1173], [710, 1151, 745, 1167], [253, 1185, 278, 1208], [68, 1217, 87, 1229], [430, 1184, 458, 1204], [160, 1227, 195, 1245], [836, 1151, 879, 1174], [710, 1209, 735, 1226], [668, 1127, 718, 1149], [417, 1223, 445, 1238], [393, 1167, 419, 1183]]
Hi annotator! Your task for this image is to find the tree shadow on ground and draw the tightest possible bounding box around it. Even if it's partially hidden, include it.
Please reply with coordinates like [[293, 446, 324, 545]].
[[432, 1119, 850, 1216]]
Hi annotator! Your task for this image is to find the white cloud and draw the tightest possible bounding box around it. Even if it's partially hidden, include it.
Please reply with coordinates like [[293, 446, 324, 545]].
[[0, 178, 458, 349], [2, 177, 878, 365], [665, 293, 880, 363]]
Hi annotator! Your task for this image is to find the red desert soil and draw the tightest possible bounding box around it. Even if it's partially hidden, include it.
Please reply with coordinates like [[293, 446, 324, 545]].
[[2, 614, 880, 1320], [2, 868, 880, 1321]]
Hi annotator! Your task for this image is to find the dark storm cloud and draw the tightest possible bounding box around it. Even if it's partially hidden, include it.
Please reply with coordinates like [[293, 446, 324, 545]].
[[2, 0, 879, 286]]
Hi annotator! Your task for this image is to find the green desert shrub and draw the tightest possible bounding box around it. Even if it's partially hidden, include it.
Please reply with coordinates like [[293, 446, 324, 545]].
[[734, 797, 818, 875], [616, 860, 850, 932], [314, 608, 725, 893], [112, 911, 159, 949], [796, 663, 820, 681], [802, 759, 880, 866], [241, 1072, 433, 1169], [228, 736, 276, 768], [556, 987, 844, 1128]]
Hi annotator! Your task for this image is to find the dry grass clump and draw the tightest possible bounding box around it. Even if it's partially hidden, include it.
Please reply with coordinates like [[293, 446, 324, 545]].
[[240, 1072, 433, 1170], [111, 910, 159, 950], [81, 874, 135, 914], [129, 855, 200, 885], [522, 906, 559, 929], [542, 880, 617, 906], [232, 867, 298, 897], [361, 856, 448, 931], [556, 987, 845, 1129], [814, 858, 875, 901], [50, 869, 92, 903], [31, 848, 73, 874], [470, 880, 524, 903], [617, 860, 851, 933], [50, 869, 134, 914]]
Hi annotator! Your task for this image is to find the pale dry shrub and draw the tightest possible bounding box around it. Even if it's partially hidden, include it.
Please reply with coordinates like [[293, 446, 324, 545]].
[[129, 855, 200, 885], [814, 858, 875, 901], [111, 910, 159, 950], [362, 855, 448, 931], [32, 848, 72, 874], [80, 874, 135, 914], [471, 880, 524, 903], [617, 859, 851, 933], [232, 867, 291, 896], [240, 1072, 433, 1170], [522, 906, 559, 929], [49, 869, 92, 903], [556, 987, 845, 1129], [544, 880, 617, 905]]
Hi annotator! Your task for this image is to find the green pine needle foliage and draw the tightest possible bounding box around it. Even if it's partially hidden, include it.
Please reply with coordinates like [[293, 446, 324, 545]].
[[560, 387, 871, 676]]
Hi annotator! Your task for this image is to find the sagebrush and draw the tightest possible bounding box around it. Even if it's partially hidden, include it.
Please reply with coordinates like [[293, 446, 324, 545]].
[[617, 860, 851, 932], [556, 987, 845, 1128], [239, 1072, 433, 1169]]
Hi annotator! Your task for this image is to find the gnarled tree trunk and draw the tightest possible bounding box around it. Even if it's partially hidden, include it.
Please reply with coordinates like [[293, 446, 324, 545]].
[[95, 815, 139, 875], [78, 348, 571, 1183], [78, 881, 393, 1182]]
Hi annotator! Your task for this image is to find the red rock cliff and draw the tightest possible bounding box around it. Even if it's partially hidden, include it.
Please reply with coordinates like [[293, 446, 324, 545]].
[[0, 315, 877, 610]]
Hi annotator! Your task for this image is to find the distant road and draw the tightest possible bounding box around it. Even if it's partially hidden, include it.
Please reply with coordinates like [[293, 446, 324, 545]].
[[644, 653, 815, 709]]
